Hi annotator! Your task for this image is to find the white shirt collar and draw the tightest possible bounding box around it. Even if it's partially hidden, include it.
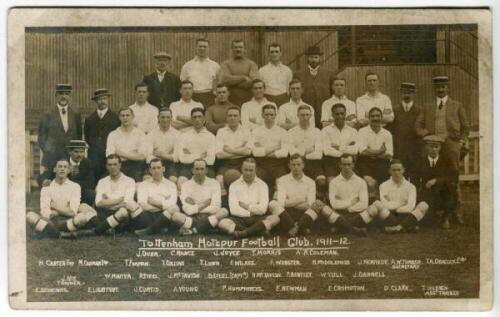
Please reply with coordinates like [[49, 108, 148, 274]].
[[97, 108, 108, 117], [308, 65, 320, 72], [436, 95, 448, 106], [402, 100, 414, 111], [428, 155, 439, 164], [70, 158, 80, 166], [57, 103, 68, 112]]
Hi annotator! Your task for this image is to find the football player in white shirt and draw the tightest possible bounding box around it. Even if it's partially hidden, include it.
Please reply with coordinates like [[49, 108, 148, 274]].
[[170, 80, 204, 131], [173, 159, 229, 235], [134, 158, 181, 236], [26, 159, 103, 238], [372, 159, 429, 233], [355, 72, 394, 128], [218, 158, 280, 238], [215, 106, 252, 197], [129, 83, 159, 134], [259, 43, 293, 106], [145, 107, 180, 184], [93, 154, 141, 233], [357, 107, 394, 200], [268, 154, 365, 236], [240, 79, 277, 131], [321, 77, 357, 128]]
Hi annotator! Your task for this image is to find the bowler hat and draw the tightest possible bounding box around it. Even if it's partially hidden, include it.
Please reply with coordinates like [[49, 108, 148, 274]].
[[55, 84, 72, 92], [304, 46, 323, 56]]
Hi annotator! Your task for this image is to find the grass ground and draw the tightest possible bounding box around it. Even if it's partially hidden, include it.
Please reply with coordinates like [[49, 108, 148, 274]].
[[25, 184, 479, 301]]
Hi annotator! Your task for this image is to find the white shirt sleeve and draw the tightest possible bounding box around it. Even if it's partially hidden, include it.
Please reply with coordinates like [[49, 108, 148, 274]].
[[228, 183, 251, 217], [397, 183, 417, 213], [105, 131, 117, 157], [382, 95, 394, 123], [273, 128, 288, 158], [40, 186, 53, 219], [322, 128, 342, 157], [180, 182, 199, 215], [329, 180, 351, 210], [205, 133, 216, 165], [69, 184, 81, 214], [248, 182, 269, 216], [349, 180, 368, 212], [305, 129, 322, 160]]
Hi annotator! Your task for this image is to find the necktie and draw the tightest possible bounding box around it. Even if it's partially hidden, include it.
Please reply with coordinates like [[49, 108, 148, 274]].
[[61, 107, 67, 115], [72, 165, 79, 177], [439, 100, 444, 110]]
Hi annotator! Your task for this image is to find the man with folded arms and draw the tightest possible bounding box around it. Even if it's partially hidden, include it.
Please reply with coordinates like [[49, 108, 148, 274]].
[[170, 80, 204, 132], [269, 154, 365, 236], [241, 79, 277, 131], [376, 159, 429, 233], [259, 43, 293, 106], [145, 107, 180, 184], [134, 158, 181, 236], [205, 83, 236, 134], [176, 107, 216, 190], [355, 72, 394, 128], [218, 158, 279, 238], [174, 159, 229, 235], [129, 83, 159, 134], [215, 106, 252, 197], [321, 78, 357, 129], [287, 105, 324, 192], [249, 104, 288, 195], [94, 154, 142, 233], [26, 159, 102, 238], [277, 79, 315, 130], [357, 107, 393, 200]]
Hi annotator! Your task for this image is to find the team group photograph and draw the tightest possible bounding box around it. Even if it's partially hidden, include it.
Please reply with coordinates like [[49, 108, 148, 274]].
[[25, 28, 475, 243]]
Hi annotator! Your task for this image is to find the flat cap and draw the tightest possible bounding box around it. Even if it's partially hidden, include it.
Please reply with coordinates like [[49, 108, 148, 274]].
[[91, 88, 111, 100], [400, 82, 416, 91], [423, 134, 445, 144], [432, 76, 449, 85], [153, 51, 172, 60], [55, 84, 72, 92], [66, 140, 88, 149]]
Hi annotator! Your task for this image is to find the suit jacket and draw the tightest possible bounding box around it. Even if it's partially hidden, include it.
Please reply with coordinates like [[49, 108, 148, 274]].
[[37, 158, 95, 190], [294, 67, 334, 127], [415, 154, 458, 191], [84, 109, 121, 164], [415, 97, 470, 142], [392, 103, 421, 159], [142, 72, 181, 108], [38, 106, 82, 169]]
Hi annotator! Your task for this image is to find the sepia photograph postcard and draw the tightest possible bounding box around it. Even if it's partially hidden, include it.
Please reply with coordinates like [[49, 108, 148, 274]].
[[7, 7, 493, 311]]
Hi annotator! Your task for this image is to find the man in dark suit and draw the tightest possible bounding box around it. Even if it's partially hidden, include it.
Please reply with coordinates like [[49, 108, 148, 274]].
[[293, 46, 335, 128], [415, 76, 470, 176], [38, 140, 96, 206], [392, 82, 421, 185], [84, 88, 120, 181], [38, 84, 82, 176], [142, 51, 181, 108], [415, 135, 458, 229]]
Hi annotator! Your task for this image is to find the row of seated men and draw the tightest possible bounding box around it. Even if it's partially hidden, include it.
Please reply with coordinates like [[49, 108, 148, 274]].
[[28, 132, 458, 239]]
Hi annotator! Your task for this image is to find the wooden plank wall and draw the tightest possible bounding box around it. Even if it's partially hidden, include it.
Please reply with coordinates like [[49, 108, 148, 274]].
[[337, 64, 479, 129], [25, 29, 338, 130]]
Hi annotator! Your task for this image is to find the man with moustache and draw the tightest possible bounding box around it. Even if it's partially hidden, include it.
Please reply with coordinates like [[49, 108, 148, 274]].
[[145, 107, 180, 184], [218, 39, 259, 106], [392, 82, 421, 184], [356, 72, 394, 128], [205, 83, 236, 134], [84, 88, 121, 180], [180, 38, 220, 108], [357, 107, 394, 200], [142, 51, 181, 108], [259, 43, 293, 106], [129, 83, 159, 134], [321, 77, 357, 128], [106, 107, 148, 182], [293, 46, 335, 128], [38, 84, 82, 177]]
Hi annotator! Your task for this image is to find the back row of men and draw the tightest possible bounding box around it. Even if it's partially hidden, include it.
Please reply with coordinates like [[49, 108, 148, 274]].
[[28, 136, 454, 239]]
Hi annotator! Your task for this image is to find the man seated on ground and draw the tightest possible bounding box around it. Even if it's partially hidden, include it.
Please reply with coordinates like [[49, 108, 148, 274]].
[[374, 159, 429, 233], [106, 107, 148, 182], [38, 139, 96, 206], [268, 154, 365, 237], [357, 107, 393, 201], [215, 106, 252, 197], [26, 158, 102, 239], [287, 105, 325, 197], [145, 107, 180, 184], [134, 158, 181, 236], [175, 159, 229, 235], [218, 158, 280, 238], [93, 154, 140, 233], [176, 107, 216, 191], [415, 135, 459, 229], [249, 104, 288, 196]]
